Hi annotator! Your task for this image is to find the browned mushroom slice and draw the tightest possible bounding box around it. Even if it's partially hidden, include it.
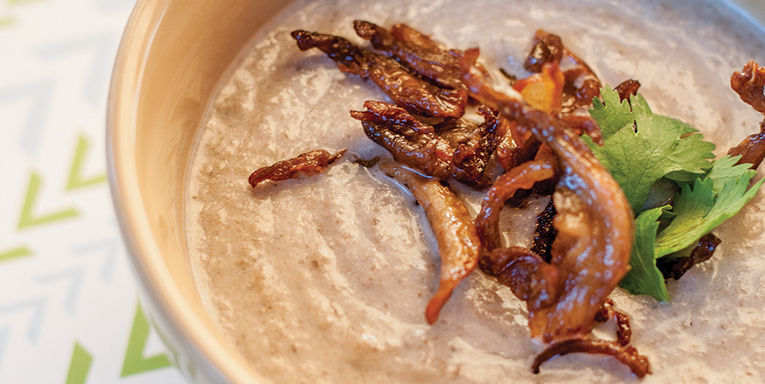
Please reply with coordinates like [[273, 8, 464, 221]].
[[460, 47, 635, 345], [474, 159, 556, 254], [532, 338, 651, 378], [728, 61, 765, 169], [353, 20, 466, 90], [524, 30, 604, 144], [248, 149, 346, 187], [731, 60, 765, 114], [351, 100, 453, 179], [378, 162, 480, 325], [530, 199, 557, 263], [291, 29, 467, 118], [449, 106, 503, 186], [351, 101, 500, 186], [615, 79, 642, 102], [657, 233, 721, 280]]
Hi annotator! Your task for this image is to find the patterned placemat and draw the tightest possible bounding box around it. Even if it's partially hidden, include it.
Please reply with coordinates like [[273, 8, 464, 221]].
[[0, 0, 188, 382]]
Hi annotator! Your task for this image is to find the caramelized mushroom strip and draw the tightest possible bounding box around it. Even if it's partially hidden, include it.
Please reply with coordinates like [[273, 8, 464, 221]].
[[480, 246, 560, 312], [731, 60, 765, 114], [728, 119, 765, 169], [351, 100, 453, 179], [474, 159, 556, 253], [351, 100, 500, 186], [248, 149, 346, 187], [449, 106, 503, 186], [657, 233, 721, 280], [594, 298, 631, 346], [615, 79, 642, 102], [378, 162, 480, 324], [291, 30, 467, 118], [532, 338, 651, 378], [460, 48, 634, 342], [524, 30, 603, 144], [728, 61, 765, 169], [530, 199, 557, 263], [353, 20, 466, 90]]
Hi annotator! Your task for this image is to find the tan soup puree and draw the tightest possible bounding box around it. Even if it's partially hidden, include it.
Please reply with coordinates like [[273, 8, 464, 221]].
[[186, 0, 765, 382]]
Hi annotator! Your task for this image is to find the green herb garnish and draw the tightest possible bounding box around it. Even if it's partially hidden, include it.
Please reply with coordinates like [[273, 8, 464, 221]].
[[588, 86, 763, 301]]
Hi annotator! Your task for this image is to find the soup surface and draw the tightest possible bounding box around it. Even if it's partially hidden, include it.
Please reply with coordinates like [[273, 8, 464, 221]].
[[186, 0, 765, 382]]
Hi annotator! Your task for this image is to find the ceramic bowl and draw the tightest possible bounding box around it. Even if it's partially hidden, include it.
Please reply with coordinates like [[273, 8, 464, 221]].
[[106, 1, 764, 383]]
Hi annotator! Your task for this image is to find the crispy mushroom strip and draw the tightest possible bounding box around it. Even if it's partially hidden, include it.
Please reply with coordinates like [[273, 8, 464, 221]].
[[248, 149, 346, 187], [351, 101, 453, 178], [594, 298, 632, 346], [532, 338, 651, 377], [531, 199, 557, 263], [353, 20, 466, 90], [729, 61, 765, 169], [524, 30, 603, 144], [460, 48, 644, 374], [291, 30, 467, 118], [350, 100, 500, 186], [615, 79, 642, 102], [657, 233, 721, 280], [449, 107, 503, 185], [474, 159, 556, 254], [731, 60, 765, 114], [377, 162, 480, 324]]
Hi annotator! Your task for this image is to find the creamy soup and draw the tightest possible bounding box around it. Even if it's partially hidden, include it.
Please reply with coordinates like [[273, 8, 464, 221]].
[[186, 0, 765, 382]]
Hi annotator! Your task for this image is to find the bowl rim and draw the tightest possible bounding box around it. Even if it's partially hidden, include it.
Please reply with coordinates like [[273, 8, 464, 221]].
[[106, 0, 259, 382]]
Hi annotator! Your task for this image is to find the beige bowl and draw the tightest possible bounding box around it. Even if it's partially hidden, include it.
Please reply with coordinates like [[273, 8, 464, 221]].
[[106, 0, 765, 383], [106, 0, 295, 382]]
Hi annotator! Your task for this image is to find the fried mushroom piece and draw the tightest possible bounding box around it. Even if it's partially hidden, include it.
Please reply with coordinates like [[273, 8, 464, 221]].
[[729, 61, 765, 169], [731, 60, 765, 114], [450, 107, 503, 185], [460, 48, 647, 376], [615, 79, 642, 102], [657, 233, 721, 280], [531, 199, 557, 263], [532, 338, 651, 377], [350, 100, 500, 186], [353, 20, 467, 90], [474, 159, 556, 254], [378, 162, 480, 325], [524, 30, 603, 144], [291, 30, 467, 118], [248, 149, 346, 187], [351, 100, 454, 179]]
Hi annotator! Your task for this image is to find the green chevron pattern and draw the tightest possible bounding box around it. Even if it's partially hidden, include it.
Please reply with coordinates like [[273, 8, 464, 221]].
[[64, 342, 93, 384], [0, 246, 33, 263], [121, 303, 172, 377], [17, 171, 80, 230], [66, 133, 107, 191]]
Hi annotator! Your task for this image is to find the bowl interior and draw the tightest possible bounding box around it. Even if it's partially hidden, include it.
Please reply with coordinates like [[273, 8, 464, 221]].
[[108, 0, 765, 383], [108, 0, 293, 382]]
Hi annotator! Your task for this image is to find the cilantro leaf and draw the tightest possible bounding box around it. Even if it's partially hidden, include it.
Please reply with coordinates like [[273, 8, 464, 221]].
[[588, 87, 716, 213], [654, 170, 763, 258], [705, 155, 758, 193], [589, 87, 763, 302], [588, 85, 634, 141], [618, 206, 671, 302]]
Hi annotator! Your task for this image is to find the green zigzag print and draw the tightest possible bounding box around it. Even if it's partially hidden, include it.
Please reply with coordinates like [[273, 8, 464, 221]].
[[17, 171, 80, 230], [64, 342, 92, 384], [0, 246, 33, 263], [121, 303, 172, 377], [66, 133, 107, 191]]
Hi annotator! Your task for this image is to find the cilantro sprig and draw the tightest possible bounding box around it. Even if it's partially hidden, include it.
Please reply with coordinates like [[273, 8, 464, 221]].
[[588, 86, 763, 301], [588, 86, 716, 213]]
